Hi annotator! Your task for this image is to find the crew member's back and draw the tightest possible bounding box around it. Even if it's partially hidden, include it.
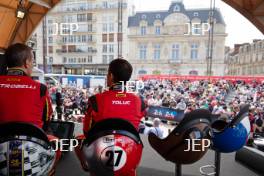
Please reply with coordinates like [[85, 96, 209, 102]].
[[84, 83, 144, 132], [0, 43, 52, 130], [0, 75, 50, 128]]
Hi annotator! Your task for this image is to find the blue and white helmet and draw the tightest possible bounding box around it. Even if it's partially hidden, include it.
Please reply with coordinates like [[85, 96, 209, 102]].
[[212, 104, 250, 153]]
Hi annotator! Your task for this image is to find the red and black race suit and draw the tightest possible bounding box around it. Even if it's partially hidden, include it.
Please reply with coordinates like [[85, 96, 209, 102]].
[[0, 69, 52, 130], [83, 83, 146, 133]]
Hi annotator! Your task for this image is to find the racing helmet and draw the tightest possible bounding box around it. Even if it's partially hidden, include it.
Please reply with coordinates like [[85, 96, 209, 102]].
[[211, 104, 251, 153], [0, 122, 56, 176], [81, 118, 143, 176]]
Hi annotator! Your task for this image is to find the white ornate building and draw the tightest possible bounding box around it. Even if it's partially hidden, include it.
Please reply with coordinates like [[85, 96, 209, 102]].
[[127, 1, 227, 78]]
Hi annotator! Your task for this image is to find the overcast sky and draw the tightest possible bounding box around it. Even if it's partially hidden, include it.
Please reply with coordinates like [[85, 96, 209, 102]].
[[133, 0, 264, 48]]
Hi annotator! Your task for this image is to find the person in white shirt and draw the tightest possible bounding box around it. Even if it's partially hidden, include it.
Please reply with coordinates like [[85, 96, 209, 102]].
[[176, 99, 187, 111], [148, 118, 164, 139]]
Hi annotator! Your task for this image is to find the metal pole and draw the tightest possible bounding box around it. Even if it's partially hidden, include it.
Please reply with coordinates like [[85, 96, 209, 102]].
[[175, 164, 182, 176], [206, 0, 215, 76], [42, 16, 47, 73], [120, 0, 123, 57], [209, 0, 216, 76], [215, 151, 221, 176], [117, 0, 123, 58]]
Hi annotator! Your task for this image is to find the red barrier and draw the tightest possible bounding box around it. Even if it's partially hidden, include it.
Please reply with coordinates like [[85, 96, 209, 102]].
[[138, 75, 264, 83]]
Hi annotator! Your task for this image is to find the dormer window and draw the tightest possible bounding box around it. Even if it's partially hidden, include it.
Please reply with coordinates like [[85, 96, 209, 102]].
[[193, 12, 199, 17], [173, 5, 180, 12], [141, 14, 146, 19], [156, 14, 161, 19]]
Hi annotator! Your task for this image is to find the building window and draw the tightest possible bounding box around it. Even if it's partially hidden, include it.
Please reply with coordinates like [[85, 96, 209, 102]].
[[88, 56, 93, 63], [103, 23, 107, 32], [172, 44, 179, 60], [191, 43, 198, 59], [48, 27, 53, 35], [76, 36, 81, 42], [102, 44, 107, 53], [103, 1, 108, 8], [62, 45, 67, 53], [87, 35, 93, 42], [109, 44, 114, 53], [117, 33, 123, 41], [62, 36, 67, 43], [155, 26, 161, 35], [77, 14, 87, 22], [48, 37, 53, 43], [49, 57, 53, 64], [141, 14, 146, 19], [109, 33, 114, 42], [103, 55, 108, 63], [141, 26, 146, 35], [156, 14, 161, 19], [173, 5, 180, 12], [88, 24, 93, 32], [109, 23, 114, 32], [193, 12, 199, 16], [81, 35, 87, 42], [193, 23, 201, 35], [63, 57, 67, 63], [154, 44, 161, 60], [48, 46, 53, 53], [139, 44, 147, 60], [87, 13, 92, 20], [68, 45, 76, 52], [102, 34, 107, 42]]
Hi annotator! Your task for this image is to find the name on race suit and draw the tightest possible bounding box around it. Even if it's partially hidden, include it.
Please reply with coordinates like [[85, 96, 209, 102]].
[[0, 84, 36, 89], [112, 100, 131, 105]]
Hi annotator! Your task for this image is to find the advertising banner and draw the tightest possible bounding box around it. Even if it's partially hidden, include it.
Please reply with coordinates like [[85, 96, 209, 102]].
[[147, 106, 185, 122]]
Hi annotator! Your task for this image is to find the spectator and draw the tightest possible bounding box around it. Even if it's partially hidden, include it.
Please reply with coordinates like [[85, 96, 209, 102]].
[[148, 118, 164, 139]]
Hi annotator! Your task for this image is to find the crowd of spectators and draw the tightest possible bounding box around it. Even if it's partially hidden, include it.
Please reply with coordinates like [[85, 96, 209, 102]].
[[48, 85, 104, 120], [139, 79, 264, 133], [47, 78, 264, 134], [140, 79, 230, 113]]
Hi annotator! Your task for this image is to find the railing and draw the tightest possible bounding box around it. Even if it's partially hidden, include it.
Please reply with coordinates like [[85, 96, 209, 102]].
[[56, 49, 97, 54]]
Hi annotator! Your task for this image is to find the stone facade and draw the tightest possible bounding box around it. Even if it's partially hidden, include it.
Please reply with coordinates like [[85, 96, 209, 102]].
[[226, 40, 264, 76], [128, 1, 226, 78], [35, 0, 133, 75]]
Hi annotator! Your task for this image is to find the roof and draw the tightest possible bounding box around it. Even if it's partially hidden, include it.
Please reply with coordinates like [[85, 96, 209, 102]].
[[128, 2, 225, 27], [0, 0, 61, 52]]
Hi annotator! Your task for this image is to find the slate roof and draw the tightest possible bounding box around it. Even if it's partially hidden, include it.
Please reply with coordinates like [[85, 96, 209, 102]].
[[128, 2, 225, 27]]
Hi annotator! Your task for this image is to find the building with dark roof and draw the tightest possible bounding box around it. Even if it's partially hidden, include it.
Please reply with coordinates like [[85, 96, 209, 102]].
[[127, 0, 227, 77], [226, 40, 264, 75]]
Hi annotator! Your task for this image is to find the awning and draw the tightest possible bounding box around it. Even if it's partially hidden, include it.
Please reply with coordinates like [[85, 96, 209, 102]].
[[0, 0, 61, 52], [64, 65, 83, 69], [222, 0, 264, 34]]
